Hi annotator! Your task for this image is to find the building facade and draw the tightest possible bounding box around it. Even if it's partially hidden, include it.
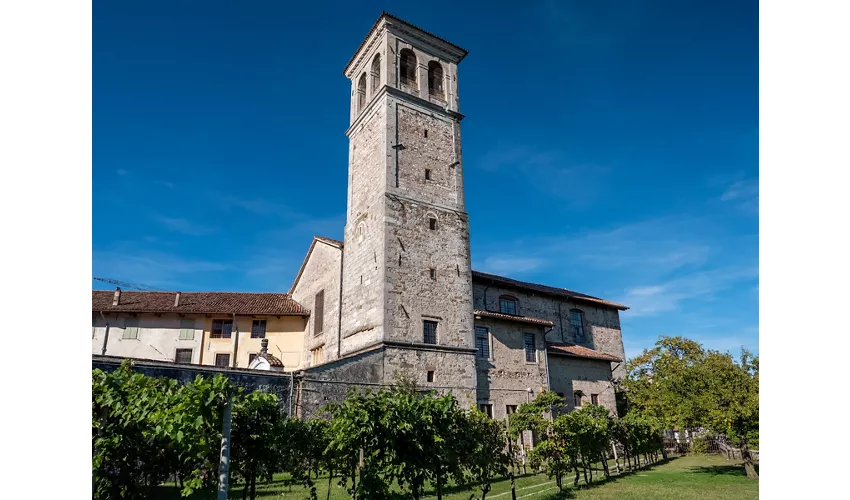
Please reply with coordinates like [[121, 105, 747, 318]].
[[91, 13, 629, 423]]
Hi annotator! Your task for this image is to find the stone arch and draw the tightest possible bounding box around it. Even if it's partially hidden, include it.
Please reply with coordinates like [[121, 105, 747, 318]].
[[428, 61, 444, 98], [399, 48, 417, 87]]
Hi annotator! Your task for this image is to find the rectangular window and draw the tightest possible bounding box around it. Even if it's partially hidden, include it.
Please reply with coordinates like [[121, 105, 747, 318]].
[[311, 346, 324, 365], [574, 392, 583, 407], [425, 168, 432, 180], [215, 353, 230, 368], [429, 217, 437, 230], [211, 319, 233, 339], [591, 394, 599, 405], [423, 320, 438, 344], [570, 310, 585, 341], [251, 319, 267, 339], [506, 405, 518, 415], [424, 129, 428, 138], [314, 290, 324, 335], [248, 353, 258, 365], [524, 333, 536, 362], [429, 268, 437, 280], [123, 318, 139, 339], [427, 370, 435, 382], [479, 404, 493, 419], [499, 298, 517, 315], [174, 348, 193, 364], [179, 319, 195, 340], [475, 326, 490, 359]]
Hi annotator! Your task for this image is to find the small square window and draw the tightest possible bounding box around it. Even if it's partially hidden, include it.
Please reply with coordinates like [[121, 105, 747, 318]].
[[591, 394, 599, 405], [429, 268, 437, 280], [574, 391, 583, 407], [215, 353, 230, 368], [425, 169, 432, 180], [175, 348, 193, 364], [429, 218, 437, 230], [506, 405, 518, 415], [427, 370, 435, 382]]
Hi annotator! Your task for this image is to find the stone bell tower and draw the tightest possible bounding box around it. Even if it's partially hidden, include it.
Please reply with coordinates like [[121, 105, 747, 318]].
[[338, 12, 476, 397]]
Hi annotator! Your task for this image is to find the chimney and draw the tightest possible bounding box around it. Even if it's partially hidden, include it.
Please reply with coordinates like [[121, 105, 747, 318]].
[[174, 292, 181, 307], [112, 287, 121, 306], [260, 338, 269, 355]]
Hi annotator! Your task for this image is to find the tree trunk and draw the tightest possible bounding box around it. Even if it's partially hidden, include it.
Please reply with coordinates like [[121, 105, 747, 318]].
[[326, 467, 333, 500], [661, 446, 668, 460], [507, 435, 517, 500], [242, 482, 249, 500], [741, 445, 759, 480], [601, 453, 610, 478], [250, 473, 257, 500], [582, 459, 589, 484], [435, 458, 443, 500], [572, 458, 580, 487]]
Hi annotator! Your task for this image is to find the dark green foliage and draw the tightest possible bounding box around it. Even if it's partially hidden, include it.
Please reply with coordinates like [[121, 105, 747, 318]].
[[230, 392, 286, 500], [92, 360, 232, 499]]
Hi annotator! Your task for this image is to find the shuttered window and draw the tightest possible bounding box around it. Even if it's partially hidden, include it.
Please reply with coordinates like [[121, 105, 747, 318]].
[[179, 319, 195, 340], [314, 290, 324, 335], [123, 318, 139, 339], [251, 319, 267, 339], [211, 319, 233, 339]]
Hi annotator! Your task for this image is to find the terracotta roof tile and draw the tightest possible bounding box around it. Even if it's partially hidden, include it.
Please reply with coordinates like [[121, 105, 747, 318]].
[[471, 270, 629, 311], [546, 342, 623, 362], [93, 291, 309, 316], [474, 310, 554, 327]]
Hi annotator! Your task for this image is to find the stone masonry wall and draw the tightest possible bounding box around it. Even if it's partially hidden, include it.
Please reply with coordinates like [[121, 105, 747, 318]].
[[340, 101, 387, 354], [291, 240, 343, 367], [472, 281, 626, 380], [474, 318, 549, 421], [546, 355, 618, 415]]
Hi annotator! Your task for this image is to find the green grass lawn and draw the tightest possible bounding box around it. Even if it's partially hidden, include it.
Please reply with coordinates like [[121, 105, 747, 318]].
[[155, 454, 757, 499]]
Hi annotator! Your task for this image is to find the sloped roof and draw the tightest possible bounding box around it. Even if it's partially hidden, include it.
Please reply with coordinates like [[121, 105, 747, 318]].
[[547, 342, 623, 362], [474, 310, 554, 327], [93, 291, 309, 316], [471, 270, 629, 311], [289, 235, 344, 294]]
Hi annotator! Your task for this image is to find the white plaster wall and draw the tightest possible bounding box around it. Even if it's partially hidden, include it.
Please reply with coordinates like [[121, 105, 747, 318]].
[[93, 313, 202, 363]]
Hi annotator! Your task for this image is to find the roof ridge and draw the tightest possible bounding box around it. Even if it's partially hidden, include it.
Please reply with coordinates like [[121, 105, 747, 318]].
[[93, 290, 292, 296]]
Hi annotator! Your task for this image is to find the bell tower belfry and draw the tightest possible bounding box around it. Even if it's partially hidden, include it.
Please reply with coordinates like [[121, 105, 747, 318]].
[[338, 13, 476, 395]]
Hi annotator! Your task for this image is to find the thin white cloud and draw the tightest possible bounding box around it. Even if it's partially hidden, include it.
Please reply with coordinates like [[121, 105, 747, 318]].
[[92, 250, 229, 289], [156, 217, 217, 236], [115, 169, 129, 176], [478, 256, 546, 275]]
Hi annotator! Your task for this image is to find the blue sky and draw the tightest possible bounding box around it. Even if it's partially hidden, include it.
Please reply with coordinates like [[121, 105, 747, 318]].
[[93, 0, 758, 360]]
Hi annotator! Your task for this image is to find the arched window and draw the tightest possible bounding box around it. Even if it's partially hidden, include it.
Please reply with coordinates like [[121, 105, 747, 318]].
[[428, 61, 444, 98], [357, 73, 367, 111], [574, 390, 584, 408], [399, 49, 417, 87], [371, 54, 381, 91], [499, 295, 518, 315], [569, 309, 585, 341]]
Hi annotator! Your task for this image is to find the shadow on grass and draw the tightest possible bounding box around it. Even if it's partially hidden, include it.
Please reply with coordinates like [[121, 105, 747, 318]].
[[689, 464, 760, 477]]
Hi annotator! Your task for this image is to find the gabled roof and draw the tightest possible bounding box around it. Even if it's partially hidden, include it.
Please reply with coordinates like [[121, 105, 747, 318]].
[[474, 310, 554, 327], [471, 270, 629, 311], [289, 236, 344, 294], [93, 291, 309, 316], [547, 342, 623, 362]]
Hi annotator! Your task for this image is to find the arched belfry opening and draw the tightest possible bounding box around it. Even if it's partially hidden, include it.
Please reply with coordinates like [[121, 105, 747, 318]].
[[371, 54, 381, 91], [400, 49, 417, 87], [357, 73, 367, 111], [428, 61, 444, 99]]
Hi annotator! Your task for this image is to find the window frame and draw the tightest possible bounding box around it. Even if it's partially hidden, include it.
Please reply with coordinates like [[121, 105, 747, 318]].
[[370, 53, 381, 91], [174, 348, 193, 364], [357, 72, 367, 110], [210, 319, 233, 339], [179, 318, 195, 340], [574, 391, 583, 408], [311, 346, 324, 365], [591, 393, 599, 406], [499, 296, 518, 315], [314, 289, 325, 335], [426, 370, 435, 383], [523, 333, 536, 363], [569, 309, 585, 341], [478, 403, 493, 419], [506, 405, 518, 416], [423, 320, 438, 345], [251, 319, 267, 339], [215, 353, 231, 368], [248, 353, 258, 365], [474, 326, 491, 360], [123, 317, 139, 340]]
